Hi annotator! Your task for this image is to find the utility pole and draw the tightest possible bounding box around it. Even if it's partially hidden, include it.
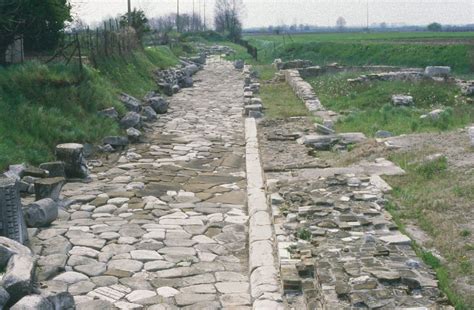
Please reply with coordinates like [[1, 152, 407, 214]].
[[176, 0, 180, 33], [192, 0, 195, 32], [366, 0, 369, 32], [127, 0, 131, 26], [203, 0, 206, 30], [199, 0, 202, 30]]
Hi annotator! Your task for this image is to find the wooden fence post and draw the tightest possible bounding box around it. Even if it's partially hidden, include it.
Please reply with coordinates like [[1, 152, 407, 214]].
[[76, 33, 83, 74], [103, 21, 108, 56]]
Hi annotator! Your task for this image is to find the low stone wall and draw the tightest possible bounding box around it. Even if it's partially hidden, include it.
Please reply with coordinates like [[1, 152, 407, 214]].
[[297, 64, 422, 78], [283, 69, 324, 114]]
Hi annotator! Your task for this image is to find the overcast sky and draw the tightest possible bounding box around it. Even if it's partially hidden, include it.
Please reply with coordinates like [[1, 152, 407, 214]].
[[70, 0, 474, 28]]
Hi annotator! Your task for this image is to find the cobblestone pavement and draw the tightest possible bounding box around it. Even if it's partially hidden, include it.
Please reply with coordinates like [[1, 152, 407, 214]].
[[31, 58, 252, 309]]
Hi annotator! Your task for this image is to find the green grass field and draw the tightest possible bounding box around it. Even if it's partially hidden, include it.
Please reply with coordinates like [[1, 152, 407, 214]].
[[307, 72, 473, 136], [0, 46, 179, 170], [244, 32, 474, 74], [246, 31, 474, 44]]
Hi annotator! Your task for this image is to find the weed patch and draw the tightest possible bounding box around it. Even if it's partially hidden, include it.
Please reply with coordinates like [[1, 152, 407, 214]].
[[306, 73, 472, 136]]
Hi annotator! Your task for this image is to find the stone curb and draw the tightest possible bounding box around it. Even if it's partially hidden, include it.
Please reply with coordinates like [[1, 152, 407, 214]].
[[244, 117, 284, 310]]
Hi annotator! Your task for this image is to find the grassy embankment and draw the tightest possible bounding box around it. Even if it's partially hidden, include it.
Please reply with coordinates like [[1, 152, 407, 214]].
[[0, 47, 179, 170], [306, 72, 473, 136], [246, 32, 474, 74]]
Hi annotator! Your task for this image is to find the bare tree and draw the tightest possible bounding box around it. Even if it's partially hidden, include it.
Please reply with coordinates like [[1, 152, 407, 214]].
[[336, 16, 347, 30], [214, 0, 244, 41]]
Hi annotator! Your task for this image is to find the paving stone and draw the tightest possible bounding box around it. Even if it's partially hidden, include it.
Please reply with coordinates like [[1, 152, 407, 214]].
[[216, 271, 247, 282], [53, 271, 89, 284], [158, 247, 196, 256], [130, 250, 163, 261], [126, 290, 157, 303], [108, 260, 143, 273], [76, 300, 115, 310], [69, 246, 100, 258], [87, 284, 132, 303], [91, 276, 118, 287], [175, 293, 216, 306], [156, 287, 180, 297], [69, 280, 96, 295], [114, 301, 143, 309], [219, 293, 251, 306], [179, 284, 216, 294], [70, 238, 106, 250], [215, 282, 249, 294], [74, 262, 107, 277], [144, 261, 175, 271]]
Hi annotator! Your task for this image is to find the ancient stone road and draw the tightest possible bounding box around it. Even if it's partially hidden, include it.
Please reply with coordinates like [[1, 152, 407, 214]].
[[32, 58, 253, 309]]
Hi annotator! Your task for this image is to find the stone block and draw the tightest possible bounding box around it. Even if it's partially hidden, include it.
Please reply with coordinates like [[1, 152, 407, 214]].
[[0, 178, 28, 244], [10, 295, 53, 310], [98, 107, 119, 120], [244, 104, 263, 116], [120, 112, 141, 129], [148, 97, 168, 114], [24, 198, 58, 228], [234, 59, 244, 70], [34, 177, 65, 201], [120, 93, 142, 112], [424, 66, 451, 77], [55, 143, 88, 179], [142, 106, 157, 122], [39, 162, 66, 178], [126, 128, 142, 143], [3, 254, 36, 304]]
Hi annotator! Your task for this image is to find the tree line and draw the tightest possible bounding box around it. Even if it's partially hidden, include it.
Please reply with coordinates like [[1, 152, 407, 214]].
[[0, 0, 245, 65]]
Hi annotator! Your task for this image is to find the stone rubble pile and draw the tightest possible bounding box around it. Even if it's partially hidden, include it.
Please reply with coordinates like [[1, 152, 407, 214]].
[[2, 143, 90, 204], [297, 132, 367, 151], [456, 79, 474, 97], [98, 93, 171, 152], [391, 94, 414, 106], [0, 236, 75, 309], [273, 59, 313, 70], [206, 45, 235, 56], [348, 70, 425, 84], [348, 66, 452, 84], [148, 54, 206, 97], [268, 175, 452, 309]]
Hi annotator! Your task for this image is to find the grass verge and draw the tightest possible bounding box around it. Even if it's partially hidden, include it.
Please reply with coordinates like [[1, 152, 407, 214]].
[[0, 46, 179, 170], [306, 72, 473, 136], [260, 81, 310, 118], [385, 153, 474, 309]]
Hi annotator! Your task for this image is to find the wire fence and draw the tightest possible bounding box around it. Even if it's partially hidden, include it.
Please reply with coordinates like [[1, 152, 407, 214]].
[[13, 21, 142, 74], [235, 38, 258, 60]]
